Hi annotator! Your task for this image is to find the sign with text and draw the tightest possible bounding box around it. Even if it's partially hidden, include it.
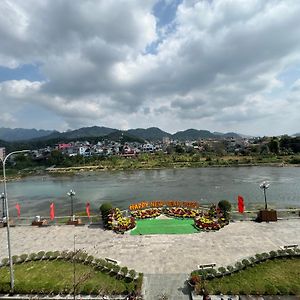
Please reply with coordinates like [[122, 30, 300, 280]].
[[129, 200, 199, 211]]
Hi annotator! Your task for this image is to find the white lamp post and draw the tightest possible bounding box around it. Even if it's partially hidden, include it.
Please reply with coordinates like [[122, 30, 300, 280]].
[[67, 189, 76, 220], [1, 192, 5, 219], [259, 181, 270, 210], [1, 149, 30, 292]]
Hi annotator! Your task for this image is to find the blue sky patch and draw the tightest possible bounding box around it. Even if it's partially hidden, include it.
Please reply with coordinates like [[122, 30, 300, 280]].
[[153, 0, 182, 28], [0, 64, 45, 83]]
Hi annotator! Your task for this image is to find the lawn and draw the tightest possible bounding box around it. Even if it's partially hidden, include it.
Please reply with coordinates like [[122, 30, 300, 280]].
[[204, 258, 300, 295], [0, 260, 137, 295], [130, 218, 199, 235]]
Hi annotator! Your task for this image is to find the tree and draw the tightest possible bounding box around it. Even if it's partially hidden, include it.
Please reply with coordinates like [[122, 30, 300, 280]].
[[99, 202, 113, 227], [268, 138, 279, 154]]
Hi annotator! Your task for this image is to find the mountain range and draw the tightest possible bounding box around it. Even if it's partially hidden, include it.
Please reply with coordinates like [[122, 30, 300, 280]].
[[0, 127, 54, 141], [0, 126, 243, 143]]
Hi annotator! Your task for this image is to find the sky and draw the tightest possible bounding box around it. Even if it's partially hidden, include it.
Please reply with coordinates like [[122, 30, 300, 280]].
[[0, 0, 300, 136]]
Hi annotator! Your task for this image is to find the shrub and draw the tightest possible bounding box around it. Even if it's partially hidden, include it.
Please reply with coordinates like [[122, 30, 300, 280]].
[[218, 200, 232, 213], [85, 255, 94, 264], [129, 269, 136, 279], [227, 265, 234, 273], [199, 269, 209, 279], [255, 254, 263, 261], [1, 258, 9, 266], [95, 258, 106, 268], [235, 262, 243, 270], [261, 252, 270, 260], [12, 255, 19, 263], [207, 269, 217, 276], [286, 249, 295, 256], [29, 253, 37, 261], [218, 267, 226, 274], [112, 265, 120, 274], [241, 259, 250, 267], [218, 200, 232, 220], [249, 256, 256, 264], [120, 266, 128, 277], [45, 251, 54, 259], [19, 254, 28, 263], [269, 250, 277, 258], [37, 251, 45, 259], [100, 202, 113, 227]]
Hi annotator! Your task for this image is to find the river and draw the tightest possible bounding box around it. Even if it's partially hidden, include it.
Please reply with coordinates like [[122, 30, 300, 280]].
[[2, 166, 300, 217]]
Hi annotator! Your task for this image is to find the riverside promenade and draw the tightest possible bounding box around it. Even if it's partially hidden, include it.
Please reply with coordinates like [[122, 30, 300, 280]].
[[1, 219, 300, 274], [1, 219, 300, 299]]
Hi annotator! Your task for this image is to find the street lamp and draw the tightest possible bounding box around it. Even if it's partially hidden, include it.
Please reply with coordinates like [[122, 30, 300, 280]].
[[1, 149, 30, 292], [1, 192, 5, 219], [259, 181, 270, 210], [67, 189, 76, 219]]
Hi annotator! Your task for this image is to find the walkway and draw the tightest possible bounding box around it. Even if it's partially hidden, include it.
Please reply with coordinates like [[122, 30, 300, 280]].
[[1, 219, 300, 299]]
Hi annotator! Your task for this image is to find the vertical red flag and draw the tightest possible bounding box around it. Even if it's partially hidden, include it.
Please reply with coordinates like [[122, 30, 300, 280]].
[[50, 202, 55, 220], [15, 203, 21, 218], [238, 195, 245, 213], [86, 202, 90, 218]]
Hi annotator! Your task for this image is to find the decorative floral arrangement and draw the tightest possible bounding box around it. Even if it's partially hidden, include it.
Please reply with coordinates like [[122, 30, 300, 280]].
[[194, 206, 228, 231], [107, 208, 136, 233], [165, 207, 201, 218], [130, 208, 162, 219]]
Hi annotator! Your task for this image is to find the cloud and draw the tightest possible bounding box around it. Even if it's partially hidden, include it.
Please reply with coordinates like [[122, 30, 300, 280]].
[[0, 0, 300, 135]]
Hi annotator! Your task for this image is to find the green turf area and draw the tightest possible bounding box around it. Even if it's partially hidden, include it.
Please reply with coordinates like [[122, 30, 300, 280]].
[[130, 218, 199, 235], [0, 260, 137, 295], [205, 258, 300, 295]]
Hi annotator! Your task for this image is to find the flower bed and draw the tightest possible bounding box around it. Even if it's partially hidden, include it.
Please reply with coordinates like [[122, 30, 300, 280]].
[[194, 205, 228, 231], [165, 207, 200, 218], [107, 208, 136, 233], [130, 208, 162, 219]]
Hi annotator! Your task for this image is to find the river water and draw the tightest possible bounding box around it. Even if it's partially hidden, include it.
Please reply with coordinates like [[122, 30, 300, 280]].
[[2, 166, 300, 217]]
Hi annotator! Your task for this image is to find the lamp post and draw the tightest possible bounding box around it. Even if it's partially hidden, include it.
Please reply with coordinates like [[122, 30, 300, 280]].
[[259, 181, 270, 210], [1, 149, 30, 292], [1, 192, 5, 219], [67, 189, 76, 219]]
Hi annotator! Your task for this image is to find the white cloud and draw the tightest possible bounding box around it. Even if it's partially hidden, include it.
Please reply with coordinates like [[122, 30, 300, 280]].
[[0, 0, 300, 135]]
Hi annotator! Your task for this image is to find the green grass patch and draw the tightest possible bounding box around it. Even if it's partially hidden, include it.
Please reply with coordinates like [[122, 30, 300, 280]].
[[130, 218, 199, 235], [205, 258, 300, 295], [0, 260, 136, 295]]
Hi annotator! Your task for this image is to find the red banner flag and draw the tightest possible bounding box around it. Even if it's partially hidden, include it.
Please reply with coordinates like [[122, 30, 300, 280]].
[[238, 195, 245, 213], [50, 202, 55, 220], [86, 202, 90, 218], [15, 203, 21, 218]]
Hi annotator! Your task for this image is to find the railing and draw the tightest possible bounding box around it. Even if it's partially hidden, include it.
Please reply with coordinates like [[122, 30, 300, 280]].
[[1, 208, 299, 226], [231, 208, 300, 221], [3, 215, 102, 226]]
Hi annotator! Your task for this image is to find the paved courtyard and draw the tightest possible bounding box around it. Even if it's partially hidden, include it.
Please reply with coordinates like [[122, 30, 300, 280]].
[[1, 219, 299, 274], [1, 219, 300, 299]]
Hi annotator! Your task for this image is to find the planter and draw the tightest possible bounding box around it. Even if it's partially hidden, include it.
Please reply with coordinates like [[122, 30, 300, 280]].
[[66, 218, 83, 225], [32, 220, 48, 226], [256, 210, 277, 222]]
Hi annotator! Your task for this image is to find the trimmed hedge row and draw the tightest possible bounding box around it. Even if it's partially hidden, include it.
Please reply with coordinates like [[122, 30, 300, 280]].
[[191, 248, 300, 280], [1, 250, 142, 284]]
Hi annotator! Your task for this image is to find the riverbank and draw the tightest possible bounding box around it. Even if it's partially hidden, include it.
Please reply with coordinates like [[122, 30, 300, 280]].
[[2, 154, 300, 180]]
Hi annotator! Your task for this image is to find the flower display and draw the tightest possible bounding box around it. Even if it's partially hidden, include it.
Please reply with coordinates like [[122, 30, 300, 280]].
[[107, 208, 136, 233], [130, 208, 162, 219], [165, 207, 201, 218], [194, 211, 228, 231]]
